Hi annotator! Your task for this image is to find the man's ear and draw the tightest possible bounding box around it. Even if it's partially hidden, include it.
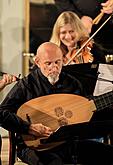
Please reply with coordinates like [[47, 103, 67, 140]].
[[34, 56, 40, 67]]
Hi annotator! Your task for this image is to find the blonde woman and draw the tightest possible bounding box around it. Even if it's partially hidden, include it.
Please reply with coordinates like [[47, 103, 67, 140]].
[[50, 11, 106, 65]]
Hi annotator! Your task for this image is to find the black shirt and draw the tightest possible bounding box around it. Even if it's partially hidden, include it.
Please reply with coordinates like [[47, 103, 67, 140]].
[[0, 66, 83, 134]]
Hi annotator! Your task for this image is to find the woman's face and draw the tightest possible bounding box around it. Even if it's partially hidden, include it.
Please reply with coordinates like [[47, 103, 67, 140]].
[[59, 23, 78, 50]]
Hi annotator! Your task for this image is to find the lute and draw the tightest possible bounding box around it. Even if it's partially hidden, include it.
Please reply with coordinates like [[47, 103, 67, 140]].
[[17, 92, 113, 148]]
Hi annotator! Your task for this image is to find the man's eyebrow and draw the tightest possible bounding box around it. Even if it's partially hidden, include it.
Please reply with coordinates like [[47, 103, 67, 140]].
[[44, 61, 51, 64]]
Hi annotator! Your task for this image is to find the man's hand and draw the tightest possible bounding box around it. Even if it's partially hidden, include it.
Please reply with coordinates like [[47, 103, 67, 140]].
[[0, 74, 17, 91], [81, 16, 93, 34], [101, 0, 113, 14], [29, 123, 53, 138]]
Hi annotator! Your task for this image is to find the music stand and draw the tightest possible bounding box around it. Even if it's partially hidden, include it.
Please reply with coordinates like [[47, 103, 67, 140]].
[[43, 120, 113, 144], [38, 121, 113, 165], [62, 63, 99, 95]]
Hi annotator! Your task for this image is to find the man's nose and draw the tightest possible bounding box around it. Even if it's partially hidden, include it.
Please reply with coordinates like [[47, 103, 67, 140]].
[[49, 63, 57, 70]]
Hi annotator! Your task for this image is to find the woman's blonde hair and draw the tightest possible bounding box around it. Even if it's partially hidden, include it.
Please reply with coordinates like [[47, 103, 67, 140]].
[[50, 11, 89, 47]]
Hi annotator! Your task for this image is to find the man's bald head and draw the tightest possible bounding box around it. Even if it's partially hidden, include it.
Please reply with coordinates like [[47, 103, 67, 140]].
[[35, 42, 63, 85], [36, 42, 63, 60]]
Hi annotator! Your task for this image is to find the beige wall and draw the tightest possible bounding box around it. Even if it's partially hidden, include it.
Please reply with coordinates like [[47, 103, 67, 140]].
[[30, 0, 54, 4], [0, 0, 25, 102]]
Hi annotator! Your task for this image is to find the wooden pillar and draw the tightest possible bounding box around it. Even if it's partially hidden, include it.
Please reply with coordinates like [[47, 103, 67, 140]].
[[23, 0, 30, 76]]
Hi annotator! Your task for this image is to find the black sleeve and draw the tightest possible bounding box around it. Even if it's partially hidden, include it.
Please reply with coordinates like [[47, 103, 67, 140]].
[[91, 42, 106, 64], [54, 0, 105, 19], [0, 81, 30, 134], [54, 0, 82, 17]]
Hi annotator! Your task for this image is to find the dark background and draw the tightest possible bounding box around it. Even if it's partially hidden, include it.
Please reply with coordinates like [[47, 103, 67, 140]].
[[29, 2, 113, 55], [30, 3, 59, 54]]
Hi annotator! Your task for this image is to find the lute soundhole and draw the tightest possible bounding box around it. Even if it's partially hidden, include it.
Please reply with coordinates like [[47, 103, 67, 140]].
[[54, 106, 73, 126]]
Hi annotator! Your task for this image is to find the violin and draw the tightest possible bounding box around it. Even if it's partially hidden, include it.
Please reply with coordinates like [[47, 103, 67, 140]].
[[79, 38, 94, 63], [63, 38, 94, 65]]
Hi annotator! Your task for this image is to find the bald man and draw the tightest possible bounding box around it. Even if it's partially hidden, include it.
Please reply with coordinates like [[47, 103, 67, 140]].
[[1, 42, 113, 165]]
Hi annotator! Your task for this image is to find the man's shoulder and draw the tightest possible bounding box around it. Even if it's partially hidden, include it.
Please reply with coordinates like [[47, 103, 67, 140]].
[[24, 66, 39, 80]]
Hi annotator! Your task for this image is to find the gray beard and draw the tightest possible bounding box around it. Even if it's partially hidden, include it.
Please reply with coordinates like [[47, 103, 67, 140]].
[[47, 74, 59, 85]]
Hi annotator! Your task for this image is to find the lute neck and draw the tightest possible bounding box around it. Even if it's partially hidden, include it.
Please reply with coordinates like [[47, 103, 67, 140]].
[[93, 90, 113, 111]]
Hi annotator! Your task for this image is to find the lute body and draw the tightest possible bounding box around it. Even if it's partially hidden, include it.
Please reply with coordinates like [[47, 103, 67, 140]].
[[17, 92, 113, 148]]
